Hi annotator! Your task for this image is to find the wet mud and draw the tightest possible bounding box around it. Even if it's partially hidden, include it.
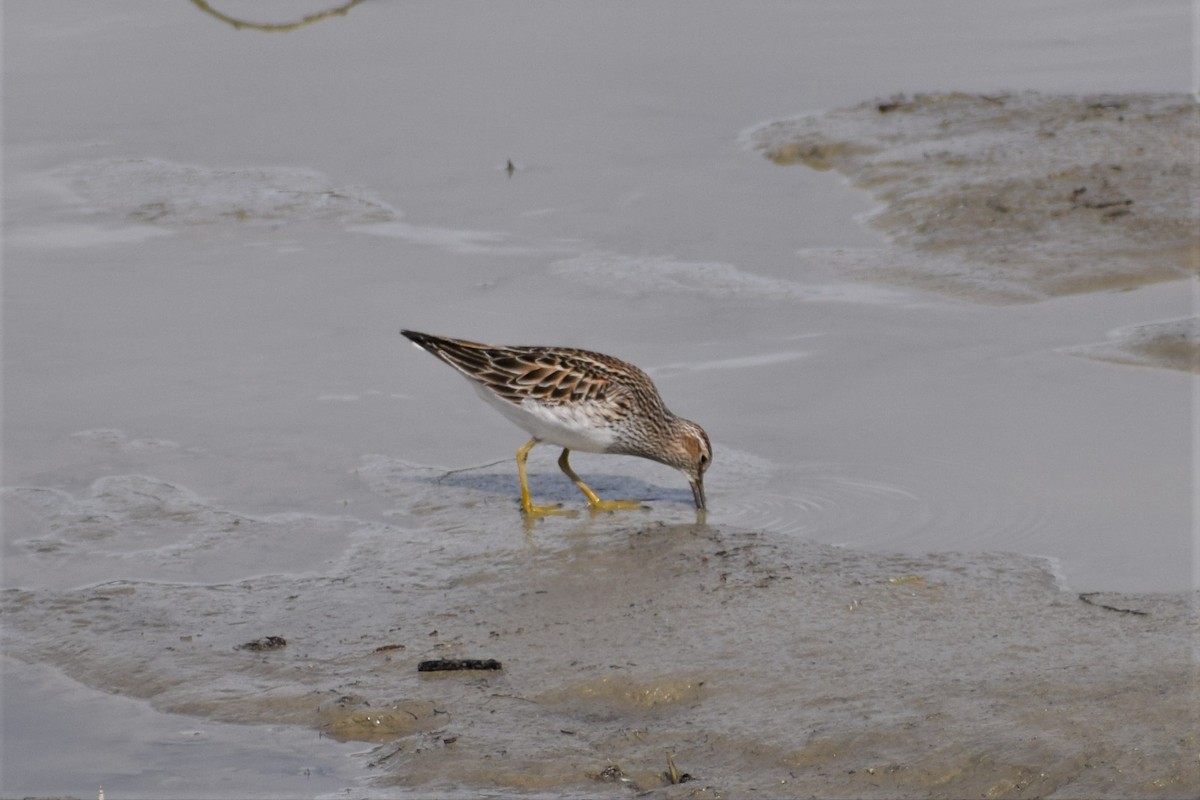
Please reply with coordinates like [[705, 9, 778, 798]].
[[752, 92, 1199, 312], [1066, 315, 1200, 374], [3, 498, 1195, 798]]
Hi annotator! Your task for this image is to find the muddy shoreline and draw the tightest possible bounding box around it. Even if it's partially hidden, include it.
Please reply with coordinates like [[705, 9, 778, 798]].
[[4, 520, 1196, 798], [752, 93, 1198, 304], [752, 92, 1199, 374]]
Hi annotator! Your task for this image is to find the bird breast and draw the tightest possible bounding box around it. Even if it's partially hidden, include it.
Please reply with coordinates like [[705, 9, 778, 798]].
[[471, 380, 618, 453]]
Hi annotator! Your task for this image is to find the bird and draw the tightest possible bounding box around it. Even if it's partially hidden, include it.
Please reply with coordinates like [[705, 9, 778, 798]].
[[400, 330, 711, 516]]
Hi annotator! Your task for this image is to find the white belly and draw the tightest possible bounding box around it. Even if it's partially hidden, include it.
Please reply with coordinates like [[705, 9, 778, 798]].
[[471, 381, 616, 453]]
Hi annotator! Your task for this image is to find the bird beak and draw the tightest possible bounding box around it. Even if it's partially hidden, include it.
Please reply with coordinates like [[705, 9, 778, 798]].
[[690, 477, 706, 511]]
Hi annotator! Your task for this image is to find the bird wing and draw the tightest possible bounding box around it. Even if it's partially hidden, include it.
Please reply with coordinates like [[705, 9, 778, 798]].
[[402, 330, 639, 411]]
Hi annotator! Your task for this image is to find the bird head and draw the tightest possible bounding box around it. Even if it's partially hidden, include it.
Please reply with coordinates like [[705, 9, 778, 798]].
[[670, 418, 711, 511]]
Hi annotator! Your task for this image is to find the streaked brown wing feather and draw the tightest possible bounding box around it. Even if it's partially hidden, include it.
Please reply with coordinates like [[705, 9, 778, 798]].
[[402, 331, 647, 413]]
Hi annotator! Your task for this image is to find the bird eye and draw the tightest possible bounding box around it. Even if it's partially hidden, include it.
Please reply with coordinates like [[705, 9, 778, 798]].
[[699, 454, 709, 466]]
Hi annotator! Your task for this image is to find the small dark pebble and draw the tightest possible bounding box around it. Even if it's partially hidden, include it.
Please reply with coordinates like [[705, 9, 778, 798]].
[[417, 658, 503, 672], [236, 635, 287, 651]]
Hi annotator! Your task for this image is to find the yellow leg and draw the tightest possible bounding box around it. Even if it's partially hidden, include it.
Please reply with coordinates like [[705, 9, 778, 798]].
[[516, 439, 576, 517], [557, 449, 646, 512]]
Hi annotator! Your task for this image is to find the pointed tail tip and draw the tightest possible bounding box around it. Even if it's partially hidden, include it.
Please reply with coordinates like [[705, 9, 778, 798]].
[[400, 329, 429, 351], [400, 329, 427, 344]]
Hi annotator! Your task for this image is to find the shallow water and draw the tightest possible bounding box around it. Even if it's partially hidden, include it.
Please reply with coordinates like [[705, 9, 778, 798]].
[[3, 1, 1196, 797], [0, 656, 363, 798]]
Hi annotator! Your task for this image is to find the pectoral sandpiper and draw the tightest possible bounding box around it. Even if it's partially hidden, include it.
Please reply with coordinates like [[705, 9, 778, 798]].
[[401, 330, 711, 516]]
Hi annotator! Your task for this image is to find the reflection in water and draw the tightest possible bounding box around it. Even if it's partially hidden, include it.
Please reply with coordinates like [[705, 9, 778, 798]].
[[190, 0, 365, 33]]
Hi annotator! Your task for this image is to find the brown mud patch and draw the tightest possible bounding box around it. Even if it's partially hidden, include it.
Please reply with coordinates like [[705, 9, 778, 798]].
[[753, 92, 1199, 306], [1066, 315, 1200, 373]]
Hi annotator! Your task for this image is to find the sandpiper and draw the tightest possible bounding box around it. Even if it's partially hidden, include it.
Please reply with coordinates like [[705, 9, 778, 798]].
[[401, 330, 711, 515]]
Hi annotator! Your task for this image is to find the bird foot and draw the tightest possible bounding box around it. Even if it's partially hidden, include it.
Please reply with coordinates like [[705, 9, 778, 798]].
[[587, 499, 649, 513], [522, 502, 580, 518]]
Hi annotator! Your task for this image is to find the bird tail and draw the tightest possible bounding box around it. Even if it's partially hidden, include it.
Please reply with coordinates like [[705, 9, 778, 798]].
[[400, 329, 494, 376]]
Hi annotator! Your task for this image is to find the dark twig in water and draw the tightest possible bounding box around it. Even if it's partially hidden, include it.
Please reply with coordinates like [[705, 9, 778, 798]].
[[367, 744, 405, 768], [418, 658, 503, 672], [1079, 592, 1149, 616], [236, 635, 287, 651], [435, 460, 509, 483], [190, 0, 365, 32]]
